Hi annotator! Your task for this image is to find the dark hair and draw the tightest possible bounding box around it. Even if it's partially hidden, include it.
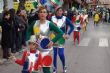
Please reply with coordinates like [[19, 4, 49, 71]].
[[2, 10, 10, 20], [9, 8, 15, 14], [56, 7, 63, 13], [55, 7, 64, 16], [16, 9, 21, 15], [9, 8, 16, 20]]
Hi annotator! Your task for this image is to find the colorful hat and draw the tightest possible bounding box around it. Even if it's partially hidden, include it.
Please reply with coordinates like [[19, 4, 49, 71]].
[[28, 35, 37, 44]]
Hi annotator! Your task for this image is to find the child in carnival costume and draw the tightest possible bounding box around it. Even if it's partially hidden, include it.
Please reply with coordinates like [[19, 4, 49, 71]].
[[12, 35, 42, 73], [83, 13, 88, 32], [94, 12, 100, 26], [27, 6, 63, 73], [51, 7, 74, 73], [73, 11, 81, 45], [73, 20, 81, 45]]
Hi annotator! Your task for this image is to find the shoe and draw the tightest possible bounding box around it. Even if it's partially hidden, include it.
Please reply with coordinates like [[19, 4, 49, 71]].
[[0, 59, 4, 64], [0, 59, 7, 64], [53, 69, 57, 73], [63, 66, 67, 73]]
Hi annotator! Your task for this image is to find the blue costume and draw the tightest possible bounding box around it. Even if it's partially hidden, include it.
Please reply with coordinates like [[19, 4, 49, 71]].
[[51, 15, 74, 72]]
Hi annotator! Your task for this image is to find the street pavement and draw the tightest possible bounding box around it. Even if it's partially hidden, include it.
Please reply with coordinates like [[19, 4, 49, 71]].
[[1, 18, 110, 73]]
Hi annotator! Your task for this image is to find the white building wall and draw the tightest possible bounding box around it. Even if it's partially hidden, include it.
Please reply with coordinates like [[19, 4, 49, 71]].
[[7, 0, 13, 9], [0, 0, 3, 13]]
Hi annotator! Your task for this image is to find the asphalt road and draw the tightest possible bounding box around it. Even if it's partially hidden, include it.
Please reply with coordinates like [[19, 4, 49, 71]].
[[0, 19, 110, 73]]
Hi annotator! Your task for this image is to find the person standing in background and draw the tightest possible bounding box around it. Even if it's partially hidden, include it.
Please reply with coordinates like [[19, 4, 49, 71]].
[[9, 8, 18, 55], [73, 11, 81, 45], [51, 7, 74, 73], [1, 11, 12, 61], [94, 12, 100, 26], [16, 9, 28, 48]]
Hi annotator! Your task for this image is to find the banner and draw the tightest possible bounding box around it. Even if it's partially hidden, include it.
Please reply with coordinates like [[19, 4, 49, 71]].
[[40, 0, 47, 5], [51, 0, 64, 7], [25, 1, 35, 11], [13, 1, 36, 11], [13, 2, 19, 11]]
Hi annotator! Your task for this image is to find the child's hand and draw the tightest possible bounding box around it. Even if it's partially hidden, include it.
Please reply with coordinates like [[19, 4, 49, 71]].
[[25, 52, 29, 61], [38, 65, 42, 71], [11, 56, 17, 61]]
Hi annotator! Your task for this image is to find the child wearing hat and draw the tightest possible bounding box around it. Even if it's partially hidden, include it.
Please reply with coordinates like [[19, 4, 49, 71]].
[[73, 19, 81, 45], [12, 35, 42, 73]]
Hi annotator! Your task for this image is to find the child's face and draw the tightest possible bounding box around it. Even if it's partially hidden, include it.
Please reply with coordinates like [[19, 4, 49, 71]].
[[28, 42, 37, 50]]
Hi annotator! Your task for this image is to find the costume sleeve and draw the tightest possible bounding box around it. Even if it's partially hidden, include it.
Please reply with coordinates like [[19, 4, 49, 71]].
[[15, 51, 27, 66], [34, 53, 42, 70], [26, 21, 36, 41], [49, 22, 64, 43], [66, 18, 74, 35]]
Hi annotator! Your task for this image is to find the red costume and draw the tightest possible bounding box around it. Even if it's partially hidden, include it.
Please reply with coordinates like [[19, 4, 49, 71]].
[[15, 49, 42, 73]]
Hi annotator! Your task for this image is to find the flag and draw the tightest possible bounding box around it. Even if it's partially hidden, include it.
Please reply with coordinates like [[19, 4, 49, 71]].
[[51, 0, 59, 5], [40, 0, 47, 5], [51, 0, 64, 7], [33, 1, 38, 8]]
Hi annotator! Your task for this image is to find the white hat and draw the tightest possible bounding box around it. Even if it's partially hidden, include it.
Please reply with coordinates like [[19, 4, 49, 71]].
[[28, 35, 37, 43]]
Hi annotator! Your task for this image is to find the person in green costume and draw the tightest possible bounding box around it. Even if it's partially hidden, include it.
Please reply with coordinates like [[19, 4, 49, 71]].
[[27, 6, 64, 73]]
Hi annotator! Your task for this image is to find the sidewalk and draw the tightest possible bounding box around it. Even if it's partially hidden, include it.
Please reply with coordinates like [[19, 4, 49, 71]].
[[0, 32, 2, 59]]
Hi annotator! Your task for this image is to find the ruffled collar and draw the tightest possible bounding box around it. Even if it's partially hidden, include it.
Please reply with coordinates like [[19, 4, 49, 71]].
[[30, 49, 37, 53]]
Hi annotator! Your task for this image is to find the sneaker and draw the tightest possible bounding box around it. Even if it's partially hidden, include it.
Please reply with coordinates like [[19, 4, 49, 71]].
[[0, 59, 7, 64], [63, 66, 67, 73], [53, 69, 57, 73], [0, 59, 4, 64]]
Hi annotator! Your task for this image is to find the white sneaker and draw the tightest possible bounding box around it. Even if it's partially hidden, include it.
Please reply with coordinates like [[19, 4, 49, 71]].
[[63, 66, 67, 73]]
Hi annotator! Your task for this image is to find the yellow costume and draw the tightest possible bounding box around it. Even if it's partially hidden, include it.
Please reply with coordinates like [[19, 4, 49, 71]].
[[94, 14, 99, 22]]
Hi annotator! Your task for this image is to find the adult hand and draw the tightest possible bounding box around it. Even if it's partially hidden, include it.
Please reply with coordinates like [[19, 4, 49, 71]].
[[18, 28, 20, 31], [46, 41, 53, 48], [63, 34, 69, 39], [11, 56, 17, 61]]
